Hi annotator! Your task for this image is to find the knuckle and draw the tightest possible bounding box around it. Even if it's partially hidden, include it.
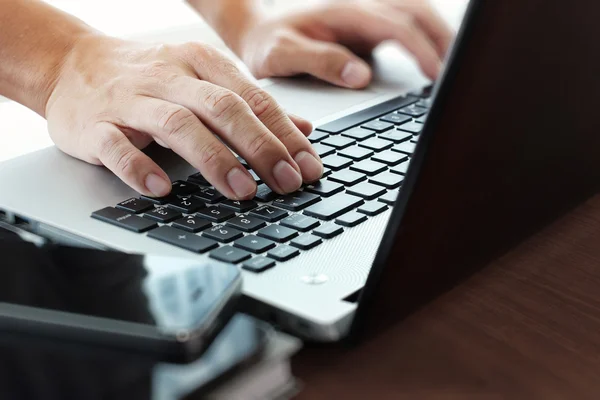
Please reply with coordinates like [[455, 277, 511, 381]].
[[205, 88, 247, 121], [114, 148, 141, 178], [240, 86, 275, 119], [197, 141, 227, 171], [246, 130, 276, 159], [141, 60, 171, 78], [156, 106, 197, 141]]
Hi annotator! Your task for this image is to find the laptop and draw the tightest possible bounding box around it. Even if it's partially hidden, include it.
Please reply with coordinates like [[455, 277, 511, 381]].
[[1, 0, 599, 342]]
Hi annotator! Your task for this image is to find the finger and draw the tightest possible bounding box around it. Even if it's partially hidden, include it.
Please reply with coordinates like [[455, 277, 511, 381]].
[[120, 97, 258, 200], [94, 123, 172, 197], [288, 113, 313, 136]]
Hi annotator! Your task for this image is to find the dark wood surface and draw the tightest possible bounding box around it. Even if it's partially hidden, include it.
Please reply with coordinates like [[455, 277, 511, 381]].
[[293, 195, 600, 399]]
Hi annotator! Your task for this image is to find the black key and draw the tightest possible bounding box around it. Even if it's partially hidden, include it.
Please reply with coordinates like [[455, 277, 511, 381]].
[[321, 135, 355, 149], [322, 167, 332, 178], [236, 156, 249, 168], [361, 120, 393, 132], [187, 172, 210, 186], [210, 246, 252, 264], [304, 193, 364, 220], [172, 215, 212, 233], [91, 207, 157, 233], [392, 141, 416, 155], [249, 170, 262, 184], [341, 127, 376, 141], [335, 211, 368, 227], [267, 245, 300, 262], [350, 160, 388, 176], [193, 187, 225, 204], [196, 206, 236, 223], [322, 155, 353, 171], [397, 104, 428, 117], [242, 256, 276, 273], [249, 205, 288, 222], [409, 84, 433, 98], [312, 143, 336, 158], [358, 137, 394, 152], [280, 214, 321, 232], [380, 113, 412, 125], [144, 206, 182, 223], [140, 193, 177, 205], [234, 235, 276, 253], [257, 225, 299, 243], [171, 180, 199, 196], [379, 191, 399, 205], [117, 198, 153, 214], [379, 130, 412, 144], [358, 201, 389, 216], [397, 121, 423, 134], [346, 182, 387, 200], [290, 234, 323, 250], [369, 171, 405, 189], [254, 184, 276, 202], [328, 170, 367, 186], [415, 114, 428, 123], [304, 180, 344, 197], [313, 223, 344, 239], [317, 95, 416, 133], [167, 196, 204, 213], [390, 161, 411, 175], [338, 146, 374, 161], [203, 224, 244, 243], [308, 130, 329, 143], [372, 150, 409, 166], [226, 214, 267, 232], [148, 226, 218, 253], [221, 199, 258, 212], [273, 191, 320, 211]]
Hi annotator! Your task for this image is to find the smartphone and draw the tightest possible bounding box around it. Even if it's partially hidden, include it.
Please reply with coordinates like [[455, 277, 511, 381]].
[[0, 224, 243, 363]]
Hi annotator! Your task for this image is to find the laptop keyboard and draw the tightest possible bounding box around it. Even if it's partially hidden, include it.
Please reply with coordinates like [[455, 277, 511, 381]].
[[91, 85, 432, 273]]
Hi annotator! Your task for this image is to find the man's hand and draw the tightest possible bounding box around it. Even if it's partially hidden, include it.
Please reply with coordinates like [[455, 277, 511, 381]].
[[46, 34, 322, 200], [210, 0, 453, 89]]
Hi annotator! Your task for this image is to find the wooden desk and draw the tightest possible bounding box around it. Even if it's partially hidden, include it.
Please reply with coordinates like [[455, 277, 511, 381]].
[[293, 195, 600, 399]]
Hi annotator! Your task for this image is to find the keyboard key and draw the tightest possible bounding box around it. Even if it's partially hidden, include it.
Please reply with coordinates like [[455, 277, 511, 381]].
[[372, 150, 409, 166], [257, 225, 299, 243], [280, 214, 321, 232], [242, 256, 276, 273], [249, 170, 262, 184], [144, 206, 182, 223], [369, 171, 405, 189], [140, 193, 176, 205], [322, 155, 353, 171], [379, 191, 399, 205], [267, 245, 300, 262], [203, 225, 244, 243], [210, 246, 252, 264], [361, 120, 394, 132], [350, 160, 388, 176], [225, 215, 267, 232], [234, 235, 276, 253], [397, 104, 428, 117], [312, 143, 336, 158], [338, 146, 374, 161], [335, 211, 368, 227], [172, 215, 212, 233], [167, 196, 204, 213], [346, 182, 387, 200], [290, 234, 323, 250], [341, 127, 376, 141], [313, 223, 344, 239], [254, 183, 276, 202], [196, 206, 236, 223], [273, 191, 320, 211], [415, 114, 428, 123], [416, 98, 433, 108], [193, 187, 225, 204], [171, 180, 199, 196], [304, 180, 344, 197], [321, 135, 355, 149], [397, 121, 423, 134], [236, 156, 249, 168], [358, 201, 389, 216], [249, 205, 288, 222], [409, 84, 433, 98], [378, 130, 412, 144], [322, 167, 332, 178], [187, 172, 210, 186], [390, 161, 411, 175], [392, 142, 416, 155], [358, 137, 393, 152], [91, 207, 157, 233], [221, 199, 258, 212], [308, 130, 329, 143], [380, 113, 412, 125], [328, 170, 367, 186], [117, 198, 153, 214], [148, 226, 218, 253], [304, 193, 364, 220]]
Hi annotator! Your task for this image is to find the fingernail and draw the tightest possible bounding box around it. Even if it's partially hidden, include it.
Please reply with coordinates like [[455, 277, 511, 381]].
[[294, 151, 323, 182], [227, 167, 257, 199], [145, 174, 171, 197], [341, 61, 371, 88], [273, 160, 303, 193]]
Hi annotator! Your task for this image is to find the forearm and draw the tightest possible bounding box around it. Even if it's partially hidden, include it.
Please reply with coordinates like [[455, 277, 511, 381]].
[[0, 0, 94, 116]]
